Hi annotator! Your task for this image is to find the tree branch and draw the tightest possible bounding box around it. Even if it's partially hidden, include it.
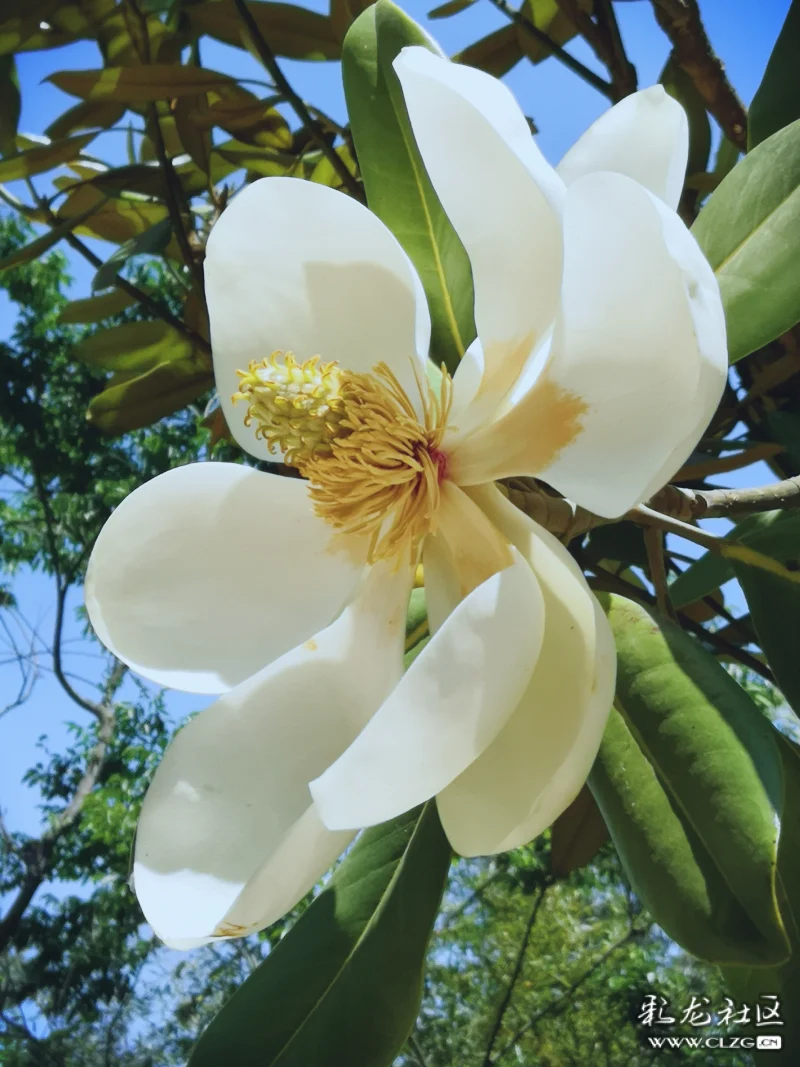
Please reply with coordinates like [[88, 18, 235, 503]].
[[491, 929, 641, 1064], [482, 881, 551, 1067], [650, 0, 747, 150], [487, 0, 614, 98], [554, 0, 637, 99], [233, 0, 363, 200]]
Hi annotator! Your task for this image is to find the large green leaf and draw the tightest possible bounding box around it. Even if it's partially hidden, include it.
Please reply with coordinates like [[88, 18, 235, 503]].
[[343, 0, 475, 376], [749, 0, 800, 149], [722, 732, 800, 1064], [669, 510, 800, 609], [734, 563, 800, 718], [189, 804, 450, 1067], [589, 594, 788, 965], [59, 289, 137, 323], [0, 132, 96, 181], [46, 65, 236, 102], [74, 320, 193, 373], [692, 118, 800, 363], [189, 1, 341, 60], [87, 354, 213, 434]]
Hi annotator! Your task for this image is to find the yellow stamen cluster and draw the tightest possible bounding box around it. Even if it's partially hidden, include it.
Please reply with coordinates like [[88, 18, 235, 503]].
[[233, 352, 453, 562], [233, 352, 348, 468]]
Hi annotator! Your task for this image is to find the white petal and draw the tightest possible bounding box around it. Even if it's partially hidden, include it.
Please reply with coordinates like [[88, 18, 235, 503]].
[[205, 177, 431, 459], [85, 463, 367, 694], [557, 86, 689, 210], [394, 47, 564, 405], [437, 485, 616, 856], [133, 560, 410, 947], [310, 546, 544, 830], [449, 172, 727, 518]]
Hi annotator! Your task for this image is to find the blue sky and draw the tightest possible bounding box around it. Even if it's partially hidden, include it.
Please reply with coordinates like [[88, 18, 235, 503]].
[[0, 0, 793, 879]]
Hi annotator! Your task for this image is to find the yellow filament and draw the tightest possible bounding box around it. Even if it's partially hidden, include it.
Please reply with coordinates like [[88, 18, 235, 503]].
[[233, 352, 453, 562]]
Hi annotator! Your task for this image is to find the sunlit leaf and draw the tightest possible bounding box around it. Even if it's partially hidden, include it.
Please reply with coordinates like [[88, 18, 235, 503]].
[[692, 118, 800, 363], [47, 65, 236, 103], [669, 511, 800, 609], [74, 320, 194, 372], [428, 0, 476, 18], [59, 289, 137, 323], [87, 354, 213, 434], [589, 594, 788, 965], [0, 132, 96, 181], [343, 0, 476, 374], [188, 1, 341, 60], [454, 23, 523, 77]]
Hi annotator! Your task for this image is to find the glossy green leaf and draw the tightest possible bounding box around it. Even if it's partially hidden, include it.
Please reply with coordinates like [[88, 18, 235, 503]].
[[57, 188, 169, 245], [189, 804, 450, 1067], [0, 55, 21, 157], [0, 201, 99, 272], [722, 732, 800, 1064], [734, 563, 800, 718], [59, 289, 137, 324], [589, 594, 787, 965], [88, 354, 213, 434], [692, 118, 800, 363], [343, 0, 476, 375], [74, 320, 193, 373], [47, 65, 236, 102], [660, 56, 711, 179], [92, 217, 173, 293], [517, 0, 593, 66], [189, 1, 341, 60], [669, 510, 800, 609], [0, 132, 96, 181], [749, 0, 800, 149]]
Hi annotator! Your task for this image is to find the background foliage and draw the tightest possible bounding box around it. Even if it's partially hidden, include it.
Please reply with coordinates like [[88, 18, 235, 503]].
[[1, 1, 800, 1064]]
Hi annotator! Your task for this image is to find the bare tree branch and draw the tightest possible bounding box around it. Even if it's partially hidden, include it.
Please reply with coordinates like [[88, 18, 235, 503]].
[[650, 0, 747, 150], [482, 881, 552, 1067], [233, 0, 363, 200]]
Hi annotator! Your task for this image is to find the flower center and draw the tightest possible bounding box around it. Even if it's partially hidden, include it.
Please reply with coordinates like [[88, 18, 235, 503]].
[[233, 352, 453, 562]]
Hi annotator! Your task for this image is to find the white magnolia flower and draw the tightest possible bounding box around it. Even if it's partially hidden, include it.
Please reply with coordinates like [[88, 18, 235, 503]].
[[85, 49, 726, 948]]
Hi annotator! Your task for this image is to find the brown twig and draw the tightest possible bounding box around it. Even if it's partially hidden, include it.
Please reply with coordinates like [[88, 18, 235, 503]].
[[553, 0, 637, 100], [487, 0, 614, 98], [644, 525, 675, 620], [650, 0, 747, 150], [233, 0, 362, 200]]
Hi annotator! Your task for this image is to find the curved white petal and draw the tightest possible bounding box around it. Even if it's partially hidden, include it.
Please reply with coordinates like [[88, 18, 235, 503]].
[[85, 463, 368, 694], [437, 485, 616, 856], [449, 172, 727, 518], [133, 560, 410, 947], [205, 177, 431, 459], [394, 47, 565, 409], [557, 86, 689, 210], [310, 546, 545, 830]]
